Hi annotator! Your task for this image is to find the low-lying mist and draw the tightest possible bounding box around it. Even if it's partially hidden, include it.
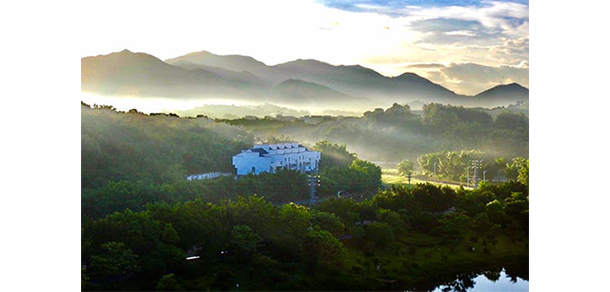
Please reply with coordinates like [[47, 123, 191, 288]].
[[81, 91, 500, 120], [80, 92, 387, 118]]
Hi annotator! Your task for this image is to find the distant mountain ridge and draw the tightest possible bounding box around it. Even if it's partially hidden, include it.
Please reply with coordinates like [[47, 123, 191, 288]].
[[82, 49, 528, 109], [475, 83, 529, 100], [81, 49, 264, 97], [165, 51, 463, 103], [470, 83, 528, 108], [165, 50, 267, 73]]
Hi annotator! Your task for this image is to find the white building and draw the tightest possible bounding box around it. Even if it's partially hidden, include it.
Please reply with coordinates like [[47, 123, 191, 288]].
[[186, 172, 232, 181], [232, 143, 321, 175]]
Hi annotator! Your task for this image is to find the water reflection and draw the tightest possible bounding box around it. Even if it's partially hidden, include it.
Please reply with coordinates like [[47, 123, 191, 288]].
[[432, 268, 528, 292]]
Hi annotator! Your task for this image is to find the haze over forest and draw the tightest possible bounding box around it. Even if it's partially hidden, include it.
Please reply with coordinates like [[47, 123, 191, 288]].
[[80, 1, 530, 291]]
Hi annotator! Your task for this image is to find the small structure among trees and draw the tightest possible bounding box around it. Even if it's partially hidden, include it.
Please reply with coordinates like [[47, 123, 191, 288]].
[[232, 143, 321, 175]]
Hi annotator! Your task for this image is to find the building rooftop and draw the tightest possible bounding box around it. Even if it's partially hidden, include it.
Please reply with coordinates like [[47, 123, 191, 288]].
[[235, 143, 316, 158]]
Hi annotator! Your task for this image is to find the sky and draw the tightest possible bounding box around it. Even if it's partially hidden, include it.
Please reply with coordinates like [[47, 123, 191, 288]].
[[81, 0, 528, 95]]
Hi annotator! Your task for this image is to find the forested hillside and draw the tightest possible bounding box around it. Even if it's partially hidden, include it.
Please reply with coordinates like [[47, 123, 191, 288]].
[[81, 105, 382, 220], [81, 103, 253, 189]]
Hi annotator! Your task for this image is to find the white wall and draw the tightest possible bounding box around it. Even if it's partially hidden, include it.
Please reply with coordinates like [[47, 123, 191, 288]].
[[232, 151, 272, 175]]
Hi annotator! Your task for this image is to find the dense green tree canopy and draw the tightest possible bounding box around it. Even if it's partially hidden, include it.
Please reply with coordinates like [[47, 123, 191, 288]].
[[82, 181, 528, 291], [81, 103, 252, 189]]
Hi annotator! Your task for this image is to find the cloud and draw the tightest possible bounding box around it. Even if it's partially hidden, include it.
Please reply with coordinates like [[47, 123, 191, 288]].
[[327, 0, 528, 83], [393, 61, 528, 95], [445, 30, 477, 36], [403, 63, 447, 69], [489, 36, 529, 64], [321, 1, 529, 51], [321, 1, 529, 12], [436, 62, 529, 94], [82, 0, 528, 95]]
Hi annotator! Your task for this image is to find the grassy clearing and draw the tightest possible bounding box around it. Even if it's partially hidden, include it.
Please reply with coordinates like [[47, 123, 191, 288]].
[[381, 168, 472, 190]]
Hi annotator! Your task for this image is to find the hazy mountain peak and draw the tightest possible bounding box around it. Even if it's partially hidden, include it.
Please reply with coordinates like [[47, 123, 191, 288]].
[[165, 50, 267, 72], [84, 49, 165, 65], [186, 50, 212, 56], [276, 58, 334, 68], [502, 82, 527, 89], [474, 82, 529, 102], [394, 72, 427, 80], [477, 82, 528, 94]]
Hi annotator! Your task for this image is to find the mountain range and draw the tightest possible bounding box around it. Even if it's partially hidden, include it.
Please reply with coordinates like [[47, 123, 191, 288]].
[[81, 49, 529, 109]]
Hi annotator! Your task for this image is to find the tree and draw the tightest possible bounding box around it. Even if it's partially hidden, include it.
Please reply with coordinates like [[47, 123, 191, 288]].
[[312, 140, 356, 169], [231, 225, 263, 257], [156, 273, 183, 291], [495, 111, 528, 132], [375, 208, 405, 236], [517, 159, 529, 186], [305, 229, 346, 269], [485, 200, 506, 225], [436, 212, 470, 241], [365, 222, 394, 247], [88, 242, 140, 287], [164, 164, 187, 182], [311, 211, 345, 236], [505, 157, 527, 181], [349, 159, 382, 195], [397, 159, 414, 176]]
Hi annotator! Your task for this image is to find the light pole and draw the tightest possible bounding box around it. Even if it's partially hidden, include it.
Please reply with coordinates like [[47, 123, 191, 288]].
[[471, 160, 483, 189]]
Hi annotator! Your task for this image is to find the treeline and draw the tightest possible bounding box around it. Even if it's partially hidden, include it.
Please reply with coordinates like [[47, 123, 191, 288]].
[[82, 170, 309, 220], [220, 103, 529, 162], [81, 103, 253, 189], [416, 150, 529, 183], [82, 181, 528, 291]]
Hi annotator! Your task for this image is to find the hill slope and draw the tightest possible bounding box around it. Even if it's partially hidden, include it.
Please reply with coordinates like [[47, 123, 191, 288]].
[[272, 79, 363, 105], [81, 49, 267, 98], [475, 83, 529, 101]]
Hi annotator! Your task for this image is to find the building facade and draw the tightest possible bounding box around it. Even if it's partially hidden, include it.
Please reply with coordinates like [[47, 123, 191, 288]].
[[232, 143, 320, 175]]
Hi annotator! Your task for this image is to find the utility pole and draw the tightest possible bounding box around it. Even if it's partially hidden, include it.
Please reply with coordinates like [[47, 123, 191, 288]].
[[471, 160, 483, 189], [483, 170, 487, 183], [407, 172, 412, 186], [308, 173, 319, 206]]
